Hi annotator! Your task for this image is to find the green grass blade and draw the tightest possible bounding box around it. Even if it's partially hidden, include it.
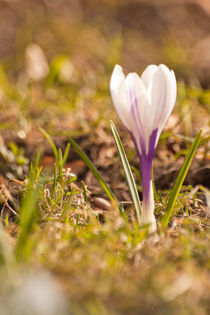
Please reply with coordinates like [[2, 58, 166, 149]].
[[162, 130, 202, 227], [81, 181, 88, 203], [68, 137, 115, 203], [58, 148, 63, 178], [63, 142, 70, 166], [110, 121, 142, 226], [51, 163, 57, 198], [15, 189, 40, 260], [40, 128, 58, 164]]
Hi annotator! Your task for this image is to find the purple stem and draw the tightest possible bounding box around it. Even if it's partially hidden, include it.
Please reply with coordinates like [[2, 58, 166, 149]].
[[130, 128, 158, 204]]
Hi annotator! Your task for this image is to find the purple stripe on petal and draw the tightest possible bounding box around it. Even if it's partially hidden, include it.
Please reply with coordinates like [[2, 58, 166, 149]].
[[129, 89, 146, 154], [148, 128, 158, 160]]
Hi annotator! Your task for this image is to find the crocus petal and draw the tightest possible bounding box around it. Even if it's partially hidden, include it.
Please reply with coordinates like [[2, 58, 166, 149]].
[[125, 72, 146, 96], [158, 64, 177, 113], [141, 64, 158, 91], [124, 72, 148, 124], [152, 65, 177, 144], [110, 65, 133, 130], [110, 64, 125, 93], [150, 66, 168, 126], [149, 65, 176, 141], [124, 73, 153, 154], [157, 66, 176, 129], [115, 79, 134, 130]]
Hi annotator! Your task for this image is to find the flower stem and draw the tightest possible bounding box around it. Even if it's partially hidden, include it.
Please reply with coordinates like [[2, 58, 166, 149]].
[[140, 157, 156, 232]]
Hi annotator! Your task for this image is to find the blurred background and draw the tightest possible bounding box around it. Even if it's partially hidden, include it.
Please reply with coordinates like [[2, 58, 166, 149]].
[[1, 0, 210, 84]]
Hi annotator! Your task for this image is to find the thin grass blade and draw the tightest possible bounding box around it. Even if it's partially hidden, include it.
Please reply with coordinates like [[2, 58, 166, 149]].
[[68, 137, 115, 203], [110, 121, 142, 226], [58, 148, 63, 178], [63, 142, 70, 166], [162, 130, 202, 227], [40, 128, 58, 164], [51, 163, 57, 198]]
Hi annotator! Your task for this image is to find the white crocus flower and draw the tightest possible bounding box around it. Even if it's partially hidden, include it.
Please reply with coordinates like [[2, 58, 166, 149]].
[[110, 64, 177, 232]]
